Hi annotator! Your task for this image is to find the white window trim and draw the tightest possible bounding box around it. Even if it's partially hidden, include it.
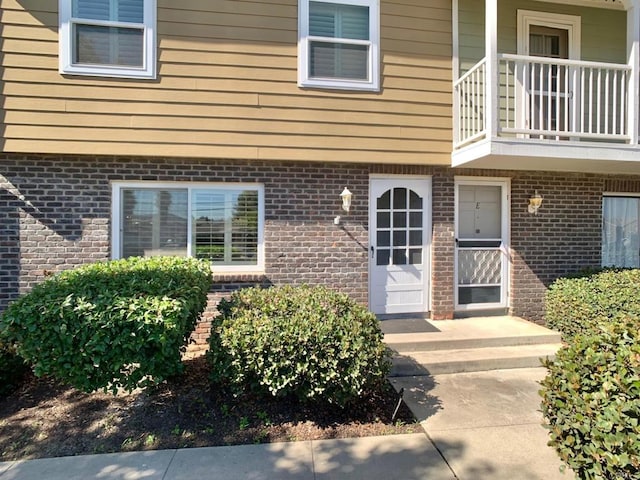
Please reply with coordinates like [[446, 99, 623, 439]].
[[517, 10, 581, 59], [59, 0, 157, 79], [601, 192, 640, 268], [298, 0, 380, 91], [111, 181, 265, 274]]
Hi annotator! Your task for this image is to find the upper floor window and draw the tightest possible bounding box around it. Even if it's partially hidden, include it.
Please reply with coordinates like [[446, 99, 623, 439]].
[[298, 0, 379, 91], [59, 0, 156, 79], [112, 182, 265, 273]]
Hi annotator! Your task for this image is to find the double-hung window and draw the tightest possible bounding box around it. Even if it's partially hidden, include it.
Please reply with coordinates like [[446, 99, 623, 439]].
[[602, 195, 640, 268], [59, 0, 156, 79], [298, 0, 379, 91], [112, 182, 265, 273]]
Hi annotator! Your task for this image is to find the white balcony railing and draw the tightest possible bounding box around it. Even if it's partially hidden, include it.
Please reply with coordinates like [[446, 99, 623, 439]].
[[454, 54, 632, 149]]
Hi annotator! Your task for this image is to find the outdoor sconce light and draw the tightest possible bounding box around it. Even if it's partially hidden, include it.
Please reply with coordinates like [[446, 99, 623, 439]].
[[335, 187, 353, 225], [528, 191, 543, 215], [340, 187, 352, 213]]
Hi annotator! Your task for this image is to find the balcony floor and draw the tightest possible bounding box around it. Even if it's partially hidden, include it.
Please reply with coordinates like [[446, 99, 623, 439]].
[[452, 136, 640, 174]]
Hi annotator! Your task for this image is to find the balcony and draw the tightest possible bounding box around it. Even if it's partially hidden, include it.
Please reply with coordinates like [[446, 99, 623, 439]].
[[452, 0, 640, 174]]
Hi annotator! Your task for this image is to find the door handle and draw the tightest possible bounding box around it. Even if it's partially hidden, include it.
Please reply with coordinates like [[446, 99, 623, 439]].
[[371, 246, 375, 258]]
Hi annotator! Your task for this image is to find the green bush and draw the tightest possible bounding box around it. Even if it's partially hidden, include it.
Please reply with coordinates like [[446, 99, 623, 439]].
[[0, 256, 212, 394], [208, 285, 390, 407], [540, 318, 640, 479], [545, 269, 640, 341], [0, 341, 28, 397]]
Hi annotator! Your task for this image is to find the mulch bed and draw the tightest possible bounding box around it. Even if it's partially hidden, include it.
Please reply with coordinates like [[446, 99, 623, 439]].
[[0, 355, 421, 461]]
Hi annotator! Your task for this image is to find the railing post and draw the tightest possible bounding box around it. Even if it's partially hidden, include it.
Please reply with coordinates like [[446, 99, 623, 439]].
[[627, 1, 640, 144], [485, 0, 499, 139]]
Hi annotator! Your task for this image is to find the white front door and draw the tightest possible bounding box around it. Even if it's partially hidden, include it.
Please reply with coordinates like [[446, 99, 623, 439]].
[[455, 178, 510, 311], [369, 177, 431, 315]]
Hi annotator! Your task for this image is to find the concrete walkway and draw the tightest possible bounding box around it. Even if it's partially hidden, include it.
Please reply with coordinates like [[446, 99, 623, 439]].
[[0, 368, 573, 480], [392, 367, 573, 480], [0, 434, 453, 480]]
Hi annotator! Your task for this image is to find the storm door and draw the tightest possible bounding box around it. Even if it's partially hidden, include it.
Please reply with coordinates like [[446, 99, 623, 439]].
[[455, 179, 509, 311]]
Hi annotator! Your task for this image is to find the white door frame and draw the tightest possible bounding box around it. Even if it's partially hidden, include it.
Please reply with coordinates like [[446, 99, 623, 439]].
[[454, 176, 510, 311], [517, 10, 581, 59], [368, 175, 432, 315], [516, 10, 581, 136]]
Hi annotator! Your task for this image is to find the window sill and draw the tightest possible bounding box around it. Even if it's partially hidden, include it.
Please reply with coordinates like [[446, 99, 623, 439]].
[[211, 272, 268, 283], [298, 79, 380, 92], [60, 65, 156, 80]]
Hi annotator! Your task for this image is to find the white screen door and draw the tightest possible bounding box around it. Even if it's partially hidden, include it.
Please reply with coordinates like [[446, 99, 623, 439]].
[[369, 178, 430, 315], [455, 179, 509, 311]]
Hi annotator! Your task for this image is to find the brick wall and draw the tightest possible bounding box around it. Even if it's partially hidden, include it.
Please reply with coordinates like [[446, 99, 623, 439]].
[[2, 154, 640, 334], [0, 155, 370, 310], [510, 172, 604, 322]]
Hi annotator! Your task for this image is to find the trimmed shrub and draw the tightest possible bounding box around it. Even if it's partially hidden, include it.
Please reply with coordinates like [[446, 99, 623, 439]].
[[540, 318, 640, 479], [0, 256, 212, 393], [545, 269, 640, 341], [208, 285, 390, 407], [0, 341, 28, 397]]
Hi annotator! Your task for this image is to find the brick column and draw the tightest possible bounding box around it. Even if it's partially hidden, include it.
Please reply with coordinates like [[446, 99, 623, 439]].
[[430, 171, 455, 319]]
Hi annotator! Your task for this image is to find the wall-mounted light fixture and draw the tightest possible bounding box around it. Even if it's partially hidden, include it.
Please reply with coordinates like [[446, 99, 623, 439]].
[[335, 187, 353, 225], [528, 191, 543, 215], [340, 187, 352, 212]]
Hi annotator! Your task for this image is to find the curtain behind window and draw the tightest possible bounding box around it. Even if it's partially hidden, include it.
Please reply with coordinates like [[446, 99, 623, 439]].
[[602, 197, 640, 268]]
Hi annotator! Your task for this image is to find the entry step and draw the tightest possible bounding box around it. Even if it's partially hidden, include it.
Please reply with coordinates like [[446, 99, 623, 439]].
[[390, 343, 562, 376]]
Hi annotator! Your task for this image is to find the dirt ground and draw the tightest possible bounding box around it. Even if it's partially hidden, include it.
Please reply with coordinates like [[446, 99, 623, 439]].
[[0, 355, 421, 461]]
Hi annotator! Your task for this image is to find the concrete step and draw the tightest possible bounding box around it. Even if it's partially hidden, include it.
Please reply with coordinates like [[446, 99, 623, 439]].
[[383, 316, 562, 354], [385, 330, 561, 353], [390, 343, 562, 376]]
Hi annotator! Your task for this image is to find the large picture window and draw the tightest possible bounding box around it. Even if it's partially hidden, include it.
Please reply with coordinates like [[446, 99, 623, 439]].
[[298, 0, 379, 91], [112, 183, 264, 272], [59, 0, 156, 78], [602, 195, 640, 268]]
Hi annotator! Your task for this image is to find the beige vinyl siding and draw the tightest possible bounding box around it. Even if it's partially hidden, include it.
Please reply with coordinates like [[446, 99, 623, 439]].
[[1, 0, 452, 165], [458, 0, 627, 75]]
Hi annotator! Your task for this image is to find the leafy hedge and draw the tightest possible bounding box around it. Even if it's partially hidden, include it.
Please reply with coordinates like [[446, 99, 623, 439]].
[[208, 285, 390, 407], [545, 268, 640, 341], [540, 318, 640, 479], [0, 257, 212, 393], [0, 341, 28, 397]]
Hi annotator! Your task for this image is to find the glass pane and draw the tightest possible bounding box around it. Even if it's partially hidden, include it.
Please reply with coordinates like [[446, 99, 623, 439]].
[[409, 230, 422, 246], [409, 191, 423, 209], [231, 191, 259, 263], [602, 197, 640, 268], [193, 189, 258, 266], [377, 230, 390, 247], [377, 212, 390, 228], [458, 286, 501, 305], [376, 249, 390, 266], [409, 212, 422, 228], [75, 24, 143, 66], [377, 190, 390, 209], [309, 2, 369, 40], [393, 211, 406, 228], [392, 248, 407, 265], [73, 0, 143, 23], [393, 188, 407, 209], [393, 230, 406, 246], [192, 191, 225, 262], [409, 249, 422, 265], [309, 42, 368, 80], [121, 189, 188, 258]]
